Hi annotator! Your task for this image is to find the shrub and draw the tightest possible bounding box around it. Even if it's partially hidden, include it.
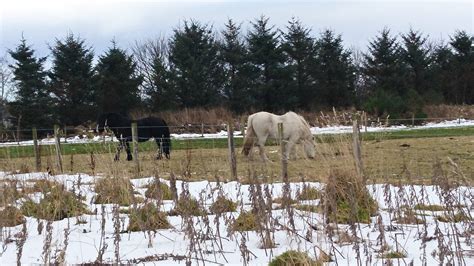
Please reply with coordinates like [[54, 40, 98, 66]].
[[0, 206, 25, 227], [127, 203, 171, 232], [21, 185, 88, 221], [210, 195, 237, 214], [94, 177, 137, 206], [269, 250, 319, 266], [144, 180, 173, 200]]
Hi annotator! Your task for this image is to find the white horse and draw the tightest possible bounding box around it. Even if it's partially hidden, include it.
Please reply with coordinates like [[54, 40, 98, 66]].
[[241, 111, 316, 161]]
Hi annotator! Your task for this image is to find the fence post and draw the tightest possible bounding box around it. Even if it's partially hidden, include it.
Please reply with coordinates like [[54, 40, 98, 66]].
[[64, 126, 68, 143], [240, 117, 246, 139], [411, 113, 415, 127], [32, 127, 41, 172], [227, 122, 237, 181], [54, 124, 63, 174], [278, 123, 288, 181], [201, 123, 204, 137], [352, 118, 364, 182], [131, 122, 140, 175]]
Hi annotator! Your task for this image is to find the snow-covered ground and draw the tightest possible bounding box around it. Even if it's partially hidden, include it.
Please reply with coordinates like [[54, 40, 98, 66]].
[[0, 119, 473, 147], [0, 171, 472, 265]]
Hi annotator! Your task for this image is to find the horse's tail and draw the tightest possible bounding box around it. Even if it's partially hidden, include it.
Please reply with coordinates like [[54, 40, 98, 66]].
[[241, 115, 255, 156]]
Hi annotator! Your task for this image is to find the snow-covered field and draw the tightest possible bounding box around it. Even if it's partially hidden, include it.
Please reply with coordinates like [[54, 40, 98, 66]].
[[1, 118, 473, 147], [0, 171, 472, 265]]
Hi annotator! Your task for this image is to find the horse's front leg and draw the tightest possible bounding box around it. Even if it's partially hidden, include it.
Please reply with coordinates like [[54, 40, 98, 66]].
[[114, 142, 123, 161], [125, 142, 133, 161], [156, 139, 163, 160]]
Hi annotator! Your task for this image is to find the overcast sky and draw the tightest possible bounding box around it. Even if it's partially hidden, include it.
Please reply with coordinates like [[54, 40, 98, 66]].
[[1, 0, 472, 59]]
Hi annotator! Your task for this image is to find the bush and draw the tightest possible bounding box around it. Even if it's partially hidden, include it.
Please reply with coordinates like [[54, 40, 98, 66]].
[[127, 203, 171, 232], [269, 250, 319, 266], [144, 180, 173, 200], [94, 177, 137, 206], [0, 206, 25, 227], [21, 184, 88, 221], [210, 195, 237, 214]]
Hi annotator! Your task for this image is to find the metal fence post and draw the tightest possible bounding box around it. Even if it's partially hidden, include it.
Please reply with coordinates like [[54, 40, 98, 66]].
[[32, 127, 41, 172]]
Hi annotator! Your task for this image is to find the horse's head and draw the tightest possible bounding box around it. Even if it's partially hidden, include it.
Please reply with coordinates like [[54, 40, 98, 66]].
[[303, 137, 317, 159], [96, 113, 124, 135]]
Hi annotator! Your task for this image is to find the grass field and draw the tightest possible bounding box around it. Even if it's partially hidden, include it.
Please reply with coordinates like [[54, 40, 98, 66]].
[[1, 126, 473, 184]]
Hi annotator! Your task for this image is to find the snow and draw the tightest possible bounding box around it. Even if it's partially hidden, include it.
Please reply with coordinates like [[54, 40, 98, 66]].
[[0, 119, 473, 147], [0, 172, 472, 265]]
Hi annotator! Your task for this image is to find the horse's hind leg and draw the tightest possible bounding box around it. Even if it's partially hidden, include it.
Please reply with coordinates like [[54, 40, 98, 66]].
[[125, 142, 133, 161], [114, 143, 123, 161]]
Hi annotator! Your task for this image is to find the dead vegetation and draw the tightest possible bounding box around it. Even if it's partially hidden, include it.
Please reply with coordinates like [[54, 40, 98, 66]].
[[127, 203, 171, 232], [93, 177, 139, 206]]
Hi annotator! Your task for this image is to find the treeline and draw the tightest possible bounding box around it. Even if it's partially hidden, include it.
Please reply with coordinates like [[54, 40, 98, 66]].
[[4, 16, 473, 129]]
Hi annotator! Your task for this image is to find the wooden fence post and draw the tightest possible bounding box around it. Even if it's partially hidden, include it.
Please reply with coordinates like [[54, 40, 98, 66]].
[[240, 117, 246, 139], [54, 124, 63, 174], [201, 123, 204, 137], [131, 122, 140, 175], [227, 122, 237, 181], [352, 118, 364, 182], [278, 123, 288, 181], [32, 127, 41, 172]]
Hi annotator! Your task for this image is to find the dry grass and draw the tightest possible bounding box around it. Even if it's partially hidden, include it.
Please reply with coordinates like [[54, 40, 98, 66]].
[[209, 195, 237, 214], [0, 206, 25, 227], [232, 211, 259, 232], [144, 179, 173, 200], [0, 136, 472, 184], [423, 104, 474, 119], [94, 177, 139, 206], [268, 250, 320, 266], [127, 203, 171, 232], [21, 184, 88, 220]]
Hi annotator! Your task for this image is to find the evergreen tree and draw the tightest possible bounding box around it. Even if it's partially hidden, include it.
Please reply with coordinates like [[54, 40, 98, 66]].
[[49, 34, 95, 125], [94, 42, 143, 114], [219, 19, 254, 113], [400, 29, 436, 105], [362, 28, 407, 116], [449, 30, 473, 104], [312, 29, 355, 108], [168, 20, 224, 108], [247, 16, 290, 111], [281, 18, 316, 109], [148, 53, 176, 111], [8, 38, 53, 130], [431, 43, 453, 103]]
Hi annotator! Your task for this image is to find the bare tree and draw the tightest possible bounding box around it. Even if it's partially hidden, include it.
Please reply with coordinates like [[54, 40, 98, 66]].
[[0, 54, 14, 101], [131, 36, 169, 97]]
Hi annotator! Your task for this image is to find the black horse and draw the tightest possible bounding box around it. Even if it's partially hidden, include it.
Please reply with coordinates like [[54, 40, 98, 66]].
[[96, 113, 171, 161]]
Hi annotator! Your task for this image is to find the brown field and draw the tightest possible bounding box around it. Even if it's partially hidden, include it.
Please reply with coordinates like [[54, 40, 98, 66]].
[[1, 135, 472, 185]]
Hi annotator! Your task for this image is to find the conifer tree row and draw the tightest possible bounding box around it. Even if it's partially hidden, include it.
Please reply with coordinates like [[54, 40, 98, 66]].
[[5, 18, 473, 130]]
